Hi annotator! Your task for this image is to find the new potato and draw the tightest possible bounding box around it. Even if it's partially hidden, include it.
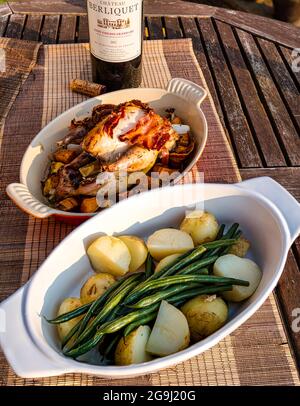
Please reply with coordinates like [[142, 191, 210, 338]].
[[146, 301, 190, 356], [115, 325, 152, 366], [154, 253, 181, 273], [180, 211, 219, 245], [213, 254, 262, 302], [181, 295, 228, 342], [57, 297, 83, 341], [146, 228, 194, 261], [80, 273, 116, 304], [118, 235, 148, 272], [87, 236, 131, 276]]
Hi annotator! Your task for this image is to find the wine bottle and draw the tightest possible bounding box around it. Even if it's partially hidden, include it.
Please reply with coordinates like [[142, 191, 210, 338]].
[[87, 0, 143, 92]]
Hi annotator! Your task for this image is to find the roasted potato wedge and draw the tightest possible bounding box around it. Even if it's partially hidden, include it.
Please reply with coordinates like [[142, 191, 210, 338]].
[[115, 326, 152, 366]]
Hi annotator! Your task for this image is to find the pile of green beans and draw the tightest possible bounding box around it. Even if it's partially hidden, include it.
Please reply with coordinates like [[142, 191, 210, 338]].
[[46, 224, 245, 359]]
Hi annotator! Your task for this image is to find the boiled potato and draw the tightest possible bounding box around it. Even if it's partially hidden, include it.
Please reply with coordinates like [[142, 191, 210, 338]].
[[181, 295, 228, 342], [228, 236, 250, 257], [213, 254, 262, 302], [154, 253, 181, 273], [180, 211, 219, 245], [119, 235, 148, 272], [57, 297, 83, 341], [87, 236, 131, 276], [147, 228, 194, 261], [146, 301, 190, 356], [80, 273, 116, 304], [115, 326, 152, 366]]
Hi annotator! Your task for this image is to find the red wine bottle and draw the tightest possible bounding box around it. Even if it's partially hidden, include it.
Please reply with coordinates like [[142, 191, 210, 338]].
[[87, 0, 143, 92]]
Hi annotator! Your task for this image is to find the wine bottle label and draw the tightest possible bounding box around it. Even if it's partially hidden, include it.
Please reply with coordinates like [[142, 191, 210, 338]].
[[87, 0, 142, 63]]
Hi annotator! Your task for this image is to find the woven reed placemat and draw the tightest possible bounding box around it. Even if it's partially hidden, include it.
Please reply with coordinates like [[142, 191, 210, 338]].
[[0, 38, 299, 386]]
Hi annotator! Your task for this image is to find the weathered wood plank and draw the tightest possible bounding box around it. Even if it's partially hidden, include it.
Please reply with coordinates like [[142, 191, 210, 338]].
[[215, 8, 300, 49], [8, 0, 86, 16], [40, 15, 60, 44], [0, 3, 12, 18], [240, 167, 300, 201], [0, 16, 9, 37], [147, 17, 164, 40], [279, 46, 300, 91], [8, 0, 216, 17], [216, 20, 286, 167], [77, 15, 88, 43], [237, 29, 300, 166], [22, 14, 42, 41], [258, 38, 300, 132], [164, 17, 182, 39], [5, 14, 26, 39], [198, 18, 262, 168], [58, 15, 76, 44], [180, 17, 226, 133], [276, 251, 300, 368]]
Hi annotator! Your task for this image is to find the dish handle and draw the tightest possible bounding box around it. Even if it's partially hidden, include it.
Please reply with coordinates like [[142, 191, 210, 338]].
[[238, 177, 300, 243], [0, 286, 66, 378], [6, 183, 54, 219], [166, 78, 207, 107]]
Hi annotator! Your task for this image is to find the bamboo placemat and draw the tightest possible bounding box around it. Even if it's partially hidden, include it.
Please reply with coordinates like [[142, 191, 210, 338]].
[[0, 38, 299, 386]]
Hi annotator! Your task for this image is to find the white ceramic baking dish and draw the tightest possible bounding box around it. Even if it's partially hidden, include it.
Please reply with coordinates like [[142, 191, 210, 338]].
[[1, 177, 299, 378], [6, 78, 208, 224]]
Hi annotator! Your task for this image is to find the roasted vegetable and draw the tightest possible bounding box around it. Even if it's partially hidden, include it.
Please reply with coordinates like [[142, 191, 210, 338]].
[[213, 254, 262, 302], [118, 235, 148, 272], [181, 295, 228, 342], [80, 273, 116, 304], [43, 174, 59, 196], [146, 301, 190, 356], [79, 161, 101, 178], [87, 236, 131, 276], [50, 161, 64, 174], [57, 197, 79, 211], [147, 228, 194, 261], [53, 149, 78, 164], [180, 211, 219, 245], [80, 197, 99, 213], [115, 325, 152, 366]]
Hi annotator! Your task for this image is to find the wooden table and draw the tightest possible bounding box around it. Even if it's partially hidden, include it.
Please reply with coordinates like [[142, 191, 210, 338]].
[[1, 0, 300, 373]]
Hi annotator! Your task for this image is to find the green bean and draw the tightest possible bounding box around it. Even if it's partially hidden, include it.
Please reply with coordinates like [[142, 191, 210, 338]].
[[47, 272, 135, 325], [124, 246, 207, 303], [145, 253, 154, 279], [74, 273, 140, 340], [61, 320, 81, 348], [130, 282, 203, 309], [125, 270, 248, 305], [170, 285, 233, 307], [46, 302, 91, 324], [201, 239, 236, 250], [103, 334, 121, 358], [64, 304, 159, 357], [123, 312, 157, 337], [70, 273, 143, 348], [216, 224, 225, 239], [177, 256, 218, 275]]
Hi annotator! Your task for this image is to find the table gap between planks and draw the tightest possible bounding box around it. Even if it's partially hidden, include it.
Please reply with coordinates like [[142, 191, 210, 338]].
[[0, 0, 300, 375]]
